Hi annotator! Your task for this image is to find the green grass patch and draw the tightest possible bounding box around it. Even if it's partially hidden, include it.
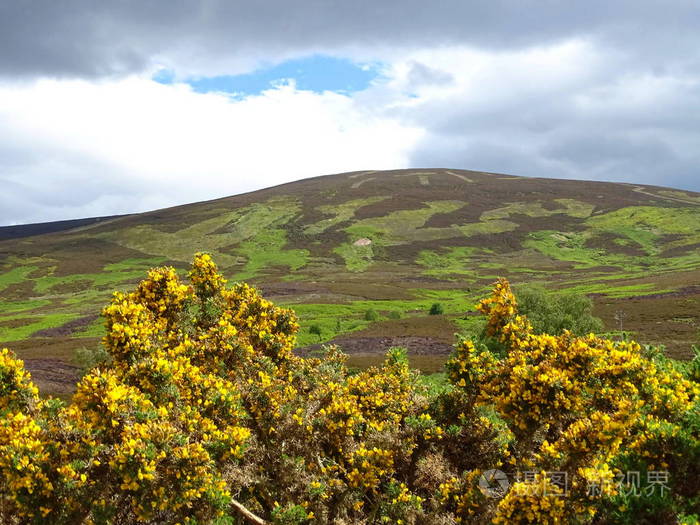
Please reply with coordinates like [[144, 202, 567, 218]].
[[334, 242, 374, 272], [344, 201, 465, 245], [0, 265, 38, 292], [587, 206, 700, 254], [658, 190, 700, 204], [73, 317, 106, 338], [416, 372, 452, 396], [524, 230, 633, 269], [416, 247, 479, 277], [457, 220, 518, 237], [33, 270, 146, 295], [481, 199, 594, 221], [233, 228, 309, 280], [292, 302, 374, 346], [0, 313, 79, 342], [0, 299, 52, 315], [289, 290, 478, 347], [304, 196, 388, 235], [111, 197, 301, 267], [103, 257, 169, 272]]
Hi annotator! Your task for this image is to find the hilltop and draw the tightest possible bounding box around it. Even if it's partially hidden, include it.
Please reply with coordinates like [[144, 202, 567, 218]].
[[1, 169, 700, 393]]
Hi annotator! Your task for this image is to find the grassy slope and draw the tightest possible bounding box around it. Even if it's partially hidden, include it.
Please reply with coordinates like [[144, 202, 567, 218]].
[[2, 169, 700, 385]]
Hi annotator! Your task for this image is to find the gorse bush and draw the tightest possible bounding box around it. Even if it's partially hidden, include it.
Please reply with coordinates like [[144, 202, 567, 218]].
[[0, 257, 698, 524]]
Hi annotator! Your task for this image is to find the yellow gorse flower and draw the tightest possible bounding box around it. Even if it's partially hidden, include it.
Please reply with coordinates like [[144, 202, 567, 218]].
[[0, 264, 696, 524]]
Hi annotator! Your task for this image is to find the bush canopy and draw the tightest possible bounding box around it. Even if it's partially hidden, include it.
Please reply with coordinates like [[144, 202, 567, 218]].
[[0, 255, 698, 524]]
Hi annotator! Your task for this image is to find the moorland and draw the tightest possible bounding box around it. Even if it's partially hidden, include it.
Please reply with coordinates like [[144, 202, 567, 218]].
[[1, 168, 700, 396]]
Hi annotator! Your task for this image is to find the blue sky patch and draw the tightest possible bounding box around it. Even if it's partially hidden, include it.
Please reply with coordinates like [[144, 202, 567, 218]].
[[154, 55, 383, 95]]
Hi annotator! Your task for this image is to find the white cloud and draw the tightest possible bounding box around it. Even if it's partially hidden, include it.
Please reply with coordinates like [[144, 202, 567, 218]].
[[376, 42, 700, 191], [2, 34, 699, 226], [0, 77, 423, 224]]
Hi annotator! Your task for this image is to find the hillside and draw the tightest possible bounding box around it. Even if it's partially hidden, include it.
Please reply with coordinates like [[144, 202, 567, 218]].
[[2, 168, 700, 393]]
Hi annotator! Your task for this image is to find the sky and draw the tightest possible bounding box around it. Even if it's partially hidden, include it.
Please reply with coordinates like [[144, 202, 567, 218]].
[[1, 1, 699, 225]]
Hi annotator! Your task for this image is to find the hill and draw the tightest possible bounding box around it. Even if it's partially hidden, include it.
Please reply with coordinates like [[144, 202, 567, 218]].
[[2, 168, 700, 394], [0, 215, 126, 241]]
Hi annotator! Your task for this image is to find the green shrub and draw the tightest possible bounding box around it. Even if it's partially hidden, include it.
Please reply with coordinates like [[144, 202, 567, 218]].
[[364, 308, 379, 321], [429, 303, 444, 315], [74, 344, 111, 375], [309, 324, 323, 342], [515, 284, 604, 335]]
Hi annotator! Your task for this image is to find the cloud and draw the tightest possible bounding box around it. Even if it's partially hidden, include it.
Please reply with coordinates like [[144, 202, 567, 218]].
[[2, 1, 698, 80], [395, 43, 700, 190], [0, 77, 422, 224], [1, 2, 699, 225]]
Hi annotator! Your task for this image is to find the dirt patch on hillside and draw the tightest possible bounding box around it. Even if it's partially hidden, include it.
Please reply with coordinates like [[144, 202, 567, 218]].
[[3, 336, 100, 398], [0, 317, 33, 329], [585, 232, 646, 257], [31, 314, 100, 338], [24, 358, 81, 398], [593, 292, 700, 360]]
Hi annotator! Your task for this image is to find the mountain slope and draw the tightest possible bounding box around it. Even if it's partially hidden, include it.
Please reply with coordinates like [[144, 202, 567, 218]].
[[2, 168, 700, 392]]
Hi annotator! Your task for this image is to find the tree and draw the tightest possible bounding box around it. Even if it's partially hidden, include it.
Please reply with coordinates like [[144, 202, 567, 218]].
[[515, 284, 604, 336]]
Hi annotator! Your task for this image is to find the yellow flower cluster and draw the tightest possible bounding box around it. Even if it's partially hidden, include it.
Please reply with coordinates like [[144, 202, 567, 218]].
[[1, 261, 696, 524], [492, 473, 568, 524], [0, 348, 39, 412], [346, 446, 394, 490], [0, 255, 270, 522], [449, 278, 699, 522], [188, 252, 227, 298], [437, 470, 488, 523], [446, 340, 497, 398]]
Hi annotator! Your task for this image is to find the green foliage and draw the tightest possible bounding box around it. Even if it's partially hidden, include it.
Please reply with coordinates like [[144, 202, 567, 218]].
[[416, 372, 451, 396], [308, 324, 322, 342], [429, 302, 444, 315], [515, 284, 604, 336], [587, 205, 700, 255], [0, 265, 38, 292], [304, 196, 388, 235], [416, 247, 478, 277], [481, 199, 595, 220], [343, 200, 464, 244], [74, 344, 111, 375], [270, 503, 311, 524], [364, 308, 379, 321], [334, 241, 374, 272], [234, 227, 309, 280], [1, 263, 699, 524], [0, 313, 79, 342], [689, 346, 700, 384]]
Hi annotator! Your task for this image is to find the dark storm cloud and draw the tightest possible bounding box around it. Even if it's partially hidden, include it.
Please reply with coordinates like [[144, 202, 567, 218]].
[[1, 1, 698, 78]]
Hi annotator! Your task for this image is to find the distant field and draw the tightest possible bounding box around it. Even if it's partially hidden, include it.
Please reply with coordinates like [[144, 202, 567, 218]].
[[2, 168, 699, 396]]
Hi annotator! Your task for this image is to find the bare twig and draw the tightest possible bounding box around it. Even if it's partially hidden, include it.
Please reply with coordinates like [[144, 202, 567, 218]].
[[231, 499, 267, 525]]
